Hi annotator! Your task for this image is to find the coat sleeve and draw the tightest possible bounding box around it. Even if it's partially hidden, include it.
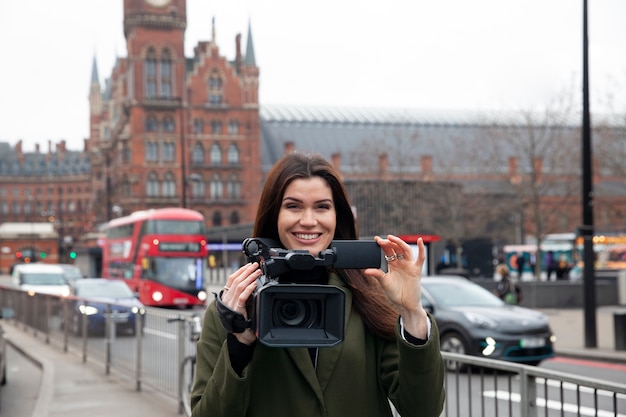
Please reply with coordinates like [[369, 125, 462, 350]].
[[190, 301, 255, 417], [382, 313, 446, 417]]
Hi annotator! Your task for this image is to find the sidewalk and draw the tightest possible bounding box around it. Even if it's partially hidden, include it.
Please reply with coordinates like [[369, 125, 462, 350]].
[[4, 324, 180, 417], [4, 306, 626, 417]]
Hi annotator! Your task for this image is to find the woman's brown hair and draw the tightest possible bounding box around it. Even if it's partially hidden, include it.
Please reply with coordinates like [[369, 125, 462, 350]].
[[253, 152, 398, 339]]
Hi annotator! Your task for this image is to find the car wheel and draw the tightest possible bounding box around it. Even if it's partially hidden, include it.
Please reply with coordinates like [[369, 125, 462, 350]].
[[440, 331, 469, 372]]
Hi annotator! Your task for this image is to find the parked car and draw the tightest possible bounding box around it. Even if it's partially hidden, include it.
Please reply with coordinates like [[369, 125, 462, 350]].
[[10, 263, 70, 297], [57, 264, 83, 283], [69, 278, 146, 336], [421, 276, 555, 371]]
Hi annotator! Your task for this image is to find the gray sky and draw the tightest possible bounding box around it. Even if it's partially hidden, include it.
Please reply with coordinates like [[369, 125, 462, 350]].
[[1, 0, 624, 151]]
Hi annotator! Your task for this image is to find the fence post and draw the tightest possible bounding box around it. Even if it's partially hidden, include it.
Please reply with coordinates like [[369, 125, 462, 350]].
[[177, 317, 186, 415], [135, 311, 143, 392], [519, 367, 537, 417]]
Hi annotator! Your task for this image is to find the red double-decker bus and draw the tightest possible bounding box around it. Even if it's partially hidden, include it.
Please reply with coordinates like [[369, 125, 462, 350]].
[[101, 207, 209, 308]]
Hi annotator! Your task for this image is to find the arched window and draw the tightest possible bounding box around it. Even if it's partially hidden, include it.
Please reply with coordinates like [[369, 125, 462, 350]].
[[147, 172, 160, 196], [160, 49, 172, 97], [227, 143, 239, 165], [162, 172, 176, 197], [146, 116, 158, 132], [146, 142, 158, 162], [161, 142, 175, 162], [230, 211, 240, 225], [163, 117, 175, 132], [145, 48, 157, 98], [212, 211, 222, 226], [192, 143, 204, 164], [211, 120, 222, 134], [228, 119, 239, 135], [191, 178, 205, 197], [210, 143, 221, 165], [208, 70, 223, 105], [193, 118, 204, 134], [210, 173, 222, 199], [227, 174, 240, 199]]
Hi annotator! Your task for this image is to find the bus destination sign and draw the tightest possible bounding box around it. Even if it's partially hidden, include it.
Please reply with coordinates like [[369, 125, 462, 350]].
[[159, 242, 201, 252]]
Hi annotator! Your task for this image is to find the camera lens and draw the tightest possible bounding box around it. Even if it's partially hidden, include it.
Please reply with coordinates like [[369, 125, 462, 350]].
[[273, 299, 320, 328]]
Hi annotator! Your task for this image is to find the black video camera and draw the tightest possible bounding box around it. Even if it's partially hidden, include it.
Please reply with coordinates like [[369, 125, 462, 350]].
[[242, 237, 382, 348]]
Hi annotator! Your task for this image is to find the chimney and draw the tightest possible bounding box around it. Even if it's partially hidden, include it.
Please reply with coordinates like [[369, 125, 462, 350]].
[[284, 141, 295, 154], [379, 153, 389, 180], [421, 155, 433, 179], [331, 152, 341, 172], [35, 143, 40, 153], [533, 157, 543, 183], [15, 140, 22, 154], [48, 140, 52, 154], [508, 157, 521, 184]]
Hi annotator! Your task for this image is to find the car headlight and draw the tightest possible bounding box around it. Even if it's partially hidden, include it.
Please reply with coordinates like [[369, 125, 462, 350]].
[[79, 305, 99, 315], [463, 312, 498, 329]]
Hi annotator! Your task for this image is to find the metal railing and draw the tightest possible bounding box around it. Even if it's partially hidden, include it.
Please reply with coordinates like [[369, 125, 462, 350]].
[[1, 286, 625, 417]]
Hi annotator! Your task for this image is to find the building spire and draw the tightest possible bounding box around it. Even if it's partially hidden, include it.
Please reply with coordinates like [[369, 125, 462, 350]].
[[90, 53, 100, 85], [244, 20, 256, 67], [211, 16, 216, 44]]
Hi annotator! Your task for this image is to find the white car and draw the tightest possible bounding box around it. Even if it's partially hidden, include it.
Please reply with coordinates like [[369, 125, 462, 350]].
[[11, 263, 70, 297]]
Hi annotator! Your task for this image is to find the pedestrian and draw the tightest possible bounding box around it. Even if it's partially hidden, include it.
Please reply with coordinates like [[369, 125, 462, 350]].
[[545, 250, 556, 281], [190, 152, 446, 417], [495, 264, 522, 305], [516, 252, 525, 280]]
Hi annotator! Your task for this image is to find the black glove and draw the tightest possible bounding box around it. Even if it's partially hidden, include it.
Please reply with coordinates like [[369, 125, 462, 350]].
[[214, 291, 252, 333]]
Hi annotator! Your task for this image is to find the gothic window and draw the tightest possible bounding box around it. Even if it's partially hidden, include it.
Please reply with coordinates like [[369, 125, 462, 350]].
[[122, 145, 131, 164], [160, 49, 172, 98], [227, 174, 241, 199], [145, 48, 157, 98], [193, 118, 204, 134], [163, 117, 175, 132], [146, 116, 158, 132], [191, 178, 205, 197], [212, 210, 222, 226], [161, 142, 175, 162], [192, 143, 204, 164], [210, 173, 222, 199], [210, 143, 221, 166], [208, 70, 223, 106], [209, 94, 223, 105], [163, 172, 176, 197], [146, 142, 158, 162], [211, 120, 222, 134], [228, 119, 239, 135], [147, 172, 159, 196], [227, 143, 239, 165]]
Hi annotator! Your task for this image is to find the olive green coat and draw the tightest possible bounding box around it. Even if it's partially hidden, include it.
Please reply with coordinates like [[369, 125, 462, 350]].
[[191, 274, 445, 417]]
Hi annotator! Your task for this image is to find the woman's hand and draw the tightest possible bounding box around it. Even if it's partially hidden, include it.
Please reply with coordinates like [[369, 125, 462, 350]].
[[220, 262, 262, 345], [365, 235, 429, 339]]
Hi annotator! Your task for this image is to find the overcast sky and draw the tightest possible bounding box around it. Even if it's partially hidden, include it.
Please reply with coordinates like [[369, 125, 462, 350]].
[[1, 0, 624, 152]]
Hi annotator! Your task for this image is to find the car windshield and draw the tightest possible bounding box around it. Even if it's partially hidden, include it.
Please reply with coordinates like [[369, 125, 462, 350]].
[[423, 279, 504, 308], [76, 282, 134, 299], [21, 273, 67, 286]]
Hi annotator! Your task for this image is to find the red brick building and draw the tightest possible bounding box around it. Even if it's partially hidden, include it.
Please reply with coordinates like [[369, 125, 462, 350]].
[[89, 0, 262, 228]]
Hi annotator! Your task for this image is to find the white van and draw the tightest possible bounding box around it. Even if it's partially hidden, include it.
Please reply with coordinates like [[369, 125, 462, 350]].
[[11, 263, 70, 297]]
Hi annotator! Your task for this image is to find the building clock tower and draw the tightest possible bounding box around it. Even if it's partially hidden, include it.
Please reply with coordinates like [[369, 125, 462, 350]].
[[90, 0, 261, 228]]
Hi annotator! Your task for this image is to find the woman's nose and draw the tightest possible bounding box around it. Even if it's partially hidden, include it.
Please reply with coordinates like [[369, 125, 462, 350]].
[[299, 209, 317, 225]]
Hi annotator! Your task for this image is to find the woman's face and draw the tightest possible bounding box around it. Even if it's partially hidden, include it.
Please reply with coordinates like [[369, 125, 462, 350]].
[[277, 176, 336, 255]]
